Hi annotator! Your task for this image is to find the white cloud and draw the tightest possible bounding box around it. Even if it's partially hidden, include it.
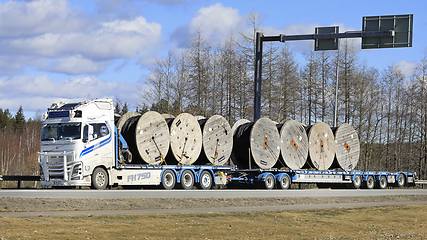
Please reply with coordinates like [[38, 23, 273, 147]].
[[0, 0, 86, 37], [394, 60, 417, 78], [4, 16, 162, 60], [0, 0, 163, 75], [189, 3, 242, 44], [46, 56, 109, 75]]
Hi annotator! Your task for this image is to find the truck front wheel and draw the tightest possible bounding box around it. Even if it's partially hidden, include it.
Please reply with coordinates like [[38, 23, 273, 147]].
[[91, 167, 109, 190]]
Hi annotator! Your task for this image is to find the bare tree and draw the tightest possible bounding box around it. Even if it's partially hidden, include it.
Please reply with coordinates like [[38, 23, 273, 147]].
[[187, 30, 212, 116], [276, 44, 299, 122], [142, 50, 176, 114]]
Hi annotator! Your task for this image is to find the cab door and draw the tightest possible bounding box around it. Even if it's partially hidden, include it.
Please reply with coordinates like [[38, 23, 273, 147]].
[[81, 122, 113, 173]]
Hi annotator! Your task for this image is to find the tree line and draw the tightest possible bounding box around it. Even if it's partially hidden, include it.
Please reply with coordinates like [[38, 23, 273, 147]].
[[0, 107, 42, 187]]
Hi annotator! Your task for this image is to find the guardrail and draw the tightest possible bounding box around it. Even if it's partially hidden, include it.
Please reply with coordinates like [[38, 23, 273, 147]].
[[0, 175, 41, 188], [415, 180, 427, 189]]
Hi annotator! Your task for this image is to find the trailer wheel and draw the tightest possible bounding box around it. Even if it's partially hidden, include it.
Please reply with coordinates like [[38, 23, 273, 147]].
[[397, 173, 406, 188], [377, 175, 388, 189], [365, 175, 375, 189], [197, 171, 213, 190], [263, 174, 275, 190], [277, 174, 291, 189], [180, 170, 194, 190], [161, 169, 176, 190], [350, 175, 362, 189], [91, 167, 108, 190]]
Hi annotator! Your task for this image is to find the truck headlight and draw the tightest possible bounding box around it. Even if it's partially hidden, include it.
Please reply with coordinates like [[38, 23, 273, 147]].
[[71, 163, 82, 180]]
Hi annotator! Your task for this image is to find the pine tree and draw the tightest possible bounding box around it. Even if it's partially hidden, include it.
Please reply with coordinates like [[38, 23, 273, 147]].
[[121, 102, 129, 115], [14, 106, 26, 131], [0, 108, 13, 129]]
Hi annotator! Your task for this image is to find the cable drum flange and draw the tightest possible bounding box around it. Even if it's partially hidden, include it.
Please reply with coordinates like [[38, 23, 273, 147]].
[[134, 111, 170, 165], [277, 120, 309, 170], [198, 115, 233, 166], [167, 113, 203, 165], [232, 118, 280, 169], [305, 122, 335, 170], [331, 123, 360, 171]]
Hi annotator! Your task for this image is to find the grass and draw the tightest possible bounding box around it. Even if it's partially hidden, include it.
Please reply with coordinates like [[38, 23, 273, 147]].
[[1, 205, 427, 239]]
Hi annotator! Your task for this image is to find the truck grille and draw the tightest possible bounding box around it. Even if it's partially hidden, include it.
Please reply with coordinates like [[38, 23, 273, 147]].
[[38, 151, 75, 180]]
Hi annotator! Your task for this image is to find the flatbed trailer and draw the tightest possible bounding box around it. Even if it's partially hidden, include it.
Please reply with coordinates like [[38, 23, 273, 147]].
[[98, 162, 417, 190], [0, 168, 418, 190]]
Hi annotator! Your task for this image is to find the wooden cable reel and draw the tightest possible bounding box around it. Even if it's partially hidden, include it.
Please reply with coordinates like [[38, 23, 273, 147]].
[[134, 111, 170, 165], [198, 115, 233, 166], [168, 113, 203, 165], [232, 118, 280, 169], [277, 120, 309, 170], [305, 122, 335, 170], [332, 123, 360, 171]]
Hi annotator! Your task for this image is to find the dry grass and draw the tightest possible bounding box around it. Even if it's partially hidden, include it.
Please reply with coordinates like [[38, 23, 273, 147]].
[[1, 205, 427, 239]]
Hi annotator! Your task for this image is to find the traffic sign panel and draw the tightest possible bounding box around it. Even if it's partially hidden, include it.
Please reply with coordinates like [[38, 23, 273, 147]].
[[315, 26, 339, 51], [362, 14, 413, 49]]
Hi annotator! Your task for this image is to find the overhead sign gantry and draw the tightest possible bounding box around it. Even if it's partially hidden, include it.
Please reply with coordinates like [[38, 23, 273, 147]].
[[253, 14, 413, 122]]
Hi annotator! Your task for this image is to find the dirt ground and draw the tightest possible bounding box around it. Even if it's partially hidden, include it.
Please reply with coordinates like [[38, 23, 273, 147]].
[[1, 194, 427, 213]]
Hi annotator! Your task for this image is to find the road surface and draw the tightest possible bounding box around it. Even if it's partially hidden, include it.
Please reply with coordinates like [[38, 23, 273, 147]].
[[1, 188, 426, 199]]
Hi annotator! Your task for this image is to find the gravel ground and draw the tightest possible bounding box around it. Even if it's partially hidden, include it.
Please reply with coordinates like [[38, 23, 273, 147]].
[[1, 194, 427, 213]]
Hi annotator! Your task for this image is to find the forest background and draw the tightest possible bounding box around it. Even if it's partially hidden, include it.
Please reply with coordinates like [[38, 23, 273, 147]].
[[0, 12, 426, 183]]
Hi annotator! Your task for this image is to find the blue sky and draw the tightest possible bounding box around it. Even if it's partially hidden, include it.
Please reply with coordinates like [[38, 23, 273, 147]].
[[0, 0, 425, 119]]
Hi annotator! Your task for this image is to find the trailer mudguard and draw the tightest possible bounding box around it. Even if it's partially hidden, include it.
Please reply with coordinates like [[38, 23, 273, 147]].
[[256, 172, 275, 182], [351, 174, 361, 181], [161, 168, 178, 181], [275, 173, 290, 182], [376, 174, 385, 181]]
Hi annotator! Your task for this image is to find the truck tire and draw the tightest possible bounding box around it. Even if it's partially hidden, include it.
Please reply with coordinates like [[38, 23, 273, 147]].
[[364, 175, 375, 189], [91, 167, 108, 190], [262, 174, 275, 190], [397, 173, 406, 188], [180, 170, 195, 190], [161, 169, 176, 190], [277, 174, 291, 189], [197, 170, 213, 190], [350, 175, 362, 189], [377, 175, 388, 189]]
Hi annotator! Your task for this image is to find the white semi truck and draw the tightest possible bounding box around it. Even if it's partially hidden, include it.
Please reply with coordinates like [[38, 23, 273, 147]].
[[38, 98, 416, 190], [38, 98, 231, 189]]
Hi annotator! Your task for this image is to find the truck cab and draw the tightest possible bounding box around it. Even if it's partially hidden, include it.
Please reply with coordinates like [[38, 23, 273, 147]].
[[38, 99, 115, 188]]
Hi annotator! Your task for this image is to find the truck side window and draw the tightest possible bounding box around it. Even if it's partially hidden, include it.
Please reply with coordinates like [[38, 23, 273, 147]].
[[83, 123, 109, 142]]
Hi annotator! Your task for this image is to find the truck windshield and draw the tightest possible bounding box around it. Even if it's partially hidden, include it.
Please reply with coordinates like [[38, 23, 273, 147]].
[[41, 123, 82, 141]]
